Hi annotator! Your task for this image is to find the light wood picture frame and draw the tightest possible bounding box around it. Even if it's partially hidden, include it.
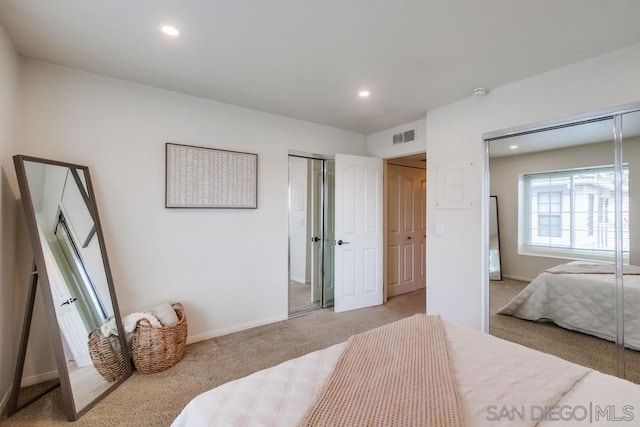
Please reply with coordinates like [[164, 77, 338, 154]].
[[165, 143, 258, 208]]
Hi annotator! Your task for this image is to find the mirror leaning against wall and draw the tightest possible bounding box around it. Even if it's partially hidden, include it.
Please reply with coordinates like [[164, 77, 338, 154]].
[[8, 155, 131, 421], [488, 196, 502, 280]]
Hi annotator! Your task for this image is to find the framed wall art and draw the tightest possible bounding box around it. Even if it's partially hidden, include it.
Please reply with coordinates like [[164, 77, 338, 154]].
[[165, 143, 258, 208]]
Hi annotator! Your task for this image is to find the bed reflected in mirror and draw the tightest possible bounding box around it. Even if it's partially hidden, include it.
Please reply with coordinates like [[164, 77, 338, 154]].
[[10, 156, 131, 420]]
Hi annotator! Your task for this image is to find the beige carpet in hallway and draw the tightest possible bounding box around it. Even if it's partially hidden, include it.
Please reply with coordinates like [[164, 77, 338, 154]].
[[1, 289, 425, 426]]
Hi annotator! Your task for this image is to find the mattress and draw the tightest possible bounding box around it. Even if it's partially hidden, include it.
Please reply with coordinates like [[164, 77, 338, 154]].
[[172, 320, 640, 426], [498, 261, 640, 349]]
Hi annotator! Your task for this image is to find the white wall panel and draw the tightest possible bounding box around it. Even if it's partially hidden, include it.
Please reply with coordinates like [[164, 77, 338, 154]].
[[364, 248, 377, 293]]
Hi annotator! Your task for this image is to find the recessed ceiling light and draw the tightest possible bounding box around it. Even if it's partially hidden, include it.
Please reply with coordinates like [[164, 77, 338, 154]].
[[161, 25, 180, 37], [358, 90, 370, 98], [510, 144, 518, 149]]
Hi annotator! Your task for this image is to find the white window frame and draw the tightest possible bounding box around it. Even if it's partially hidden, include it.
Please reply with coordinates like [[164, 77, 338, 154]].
[[519, 165, 629, 263]]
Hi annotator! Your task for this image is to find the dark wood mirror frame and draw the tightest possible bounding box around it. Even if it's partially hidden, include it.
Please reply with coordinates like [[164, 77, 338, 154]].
[[489, 195, 502, 281], [8, 155, 132, 421]]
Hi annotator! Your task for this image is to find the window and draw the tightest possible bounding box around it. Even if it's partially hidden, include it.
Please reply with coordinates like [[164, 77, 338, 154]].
[[586, 193, 594, 236], [537, 191, 562, 237], [521, 165, 629, 260]]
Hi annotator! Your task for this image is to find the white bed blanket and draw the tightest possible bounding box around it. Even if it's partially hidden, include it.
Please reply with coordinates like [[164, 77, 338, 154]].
[[172, 321, 640, 426], [497, 264, 640, 349], [172, 343, 346, 426]]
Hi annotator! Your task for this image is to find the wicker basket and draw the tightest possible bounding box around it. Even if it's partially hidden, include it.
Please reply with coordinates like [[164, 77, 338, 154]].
[[132, 302, 188, 374], [88, 328, 128, 382]]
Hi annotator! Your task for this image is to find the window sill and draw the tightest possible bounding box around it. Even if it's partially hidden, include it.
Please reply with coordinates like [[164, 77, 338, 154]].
[[519, 245, 629, 264]]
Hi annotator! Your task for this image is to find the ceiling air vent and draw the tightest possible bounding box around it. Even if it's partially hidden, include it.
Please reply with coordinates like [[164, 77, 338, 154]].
[[403, 129, 415, 142], [392, 129, 416, 144]]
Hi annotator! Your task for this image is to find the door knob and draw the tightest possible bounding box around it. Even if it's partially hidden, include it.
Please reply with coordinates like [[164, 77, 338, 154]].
[[337, 239, 350, 246], [407, 236, 412, 240], [311, 237, 320, 242], [60, 297, 78, 307]]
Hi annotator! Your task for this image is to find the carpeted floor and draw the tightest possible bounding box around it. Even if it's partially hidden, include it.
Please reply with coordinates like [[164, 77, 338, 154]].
[[1, 289, 426, 426], [4, 282, 638, 426], [490, 278, 640, 384]]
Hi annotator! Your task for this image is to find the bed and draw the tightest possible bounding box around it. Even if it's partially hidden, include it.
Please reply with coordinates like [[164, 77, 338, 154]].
[[498, 261, 640, 350], [172, 315, 640, 426]]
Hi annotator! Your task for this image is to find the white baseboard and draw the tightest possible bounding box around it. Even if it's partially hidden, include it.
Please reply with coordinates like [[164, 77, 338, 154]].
[[289, 276, 306, 284], [186, 314, 288, 345], [0, 370, 59, 415], [0, 386, 10, 416], [21, 370, 59, 388], [502, 274, 534, 282]]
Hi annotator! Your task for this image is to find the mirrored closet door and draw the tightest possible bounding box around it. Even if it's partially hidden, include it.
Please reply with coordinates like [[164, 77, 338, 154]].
[[288, 155, 335, 315], [486, 104, 640, 381], [622, 110, 640, 382]]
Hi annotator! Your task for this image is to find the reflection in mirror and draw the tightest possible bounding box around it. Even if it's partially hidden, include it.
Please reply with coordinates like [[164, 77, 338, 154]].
[[488, 117, 622, 378], [288, 155, 335, 315], [10, 156, 131, 420], [322, 160, 336, 308], [488, 196, 502, 280]]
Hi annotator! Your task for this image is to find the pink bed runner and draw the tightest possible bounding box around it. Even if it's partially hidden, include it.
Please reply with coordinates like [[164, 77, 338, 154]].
[[299, 314, 464, 427]]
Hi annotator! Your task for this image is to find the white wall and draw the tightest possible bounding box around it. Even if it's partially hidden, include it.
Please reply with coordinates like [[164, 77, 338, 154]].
[[425, 42, 640, 331], [15, 59, 366, 354], [0, 21, 22, 411], [0, 22, 48, 411]]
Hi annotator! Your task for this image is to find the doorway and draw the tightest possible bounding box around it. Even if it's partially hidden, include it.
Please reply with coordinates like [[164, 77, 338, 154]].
[[385, 153, 427, 298], [288, 155, 335, 315]]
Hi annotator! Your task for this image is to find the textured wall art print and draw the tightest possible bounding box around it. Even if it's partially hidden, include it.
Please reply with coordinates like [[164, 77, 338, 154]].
[[165, 143, 258, 208]]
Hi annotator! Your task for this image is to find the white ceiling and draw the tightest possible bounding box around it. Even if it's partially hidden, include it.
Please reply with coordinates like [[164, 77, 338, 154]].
[[2, 1, 640, 134]]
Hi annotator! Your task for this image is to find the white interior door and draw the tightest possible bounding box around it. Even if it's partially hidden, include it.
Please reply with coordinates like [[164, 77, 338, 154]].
[[323, 160, 336, 306], [39, 227, 93, 367], [334, 154, 383, 312]]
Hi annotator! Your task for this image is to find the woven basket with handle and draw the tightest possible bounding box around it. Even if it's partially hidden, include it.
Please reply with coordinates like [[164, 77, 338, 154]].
[[88, 328, 127, 382], [132, 302, 188, 374]]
